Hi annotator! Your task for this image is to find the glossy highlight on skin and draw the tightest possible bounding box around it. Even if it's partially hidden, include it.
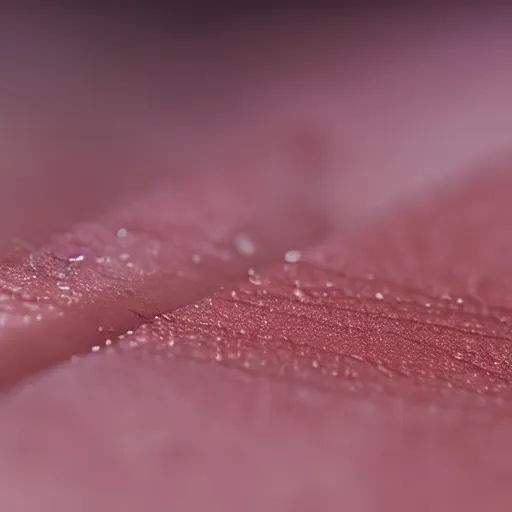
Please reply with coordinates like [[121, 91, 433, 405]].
[[1, 7, 512, 512]]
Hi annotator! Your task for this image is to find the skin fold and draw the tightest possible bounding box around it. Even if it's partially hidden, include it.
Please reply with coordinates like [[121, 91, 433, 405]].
[[1, 6, 512, 511]]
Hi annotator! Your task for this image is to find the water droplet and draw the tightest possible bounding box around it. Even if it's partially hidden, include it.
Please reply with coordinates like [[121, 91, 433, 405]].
[[239, 328, 246, 335], [249, 275, 262, 285], [233, 233, 256, 256], [457, 297, 464, 304], [192, 253, 201, 264], [284, 250, 301, 263], [91, 345, 101, 352], [119, 253, 130, 261], [293, 288, 305, 299], [67, 253, 85, 263], [117, 228, 128, 238], [231, 290, 238, 299], [215, 353, 223, 362], [57, 283, 71, 291], [326, 281, 333, 288], [375, 292, 384, 300], [247, 268, 262, 285]]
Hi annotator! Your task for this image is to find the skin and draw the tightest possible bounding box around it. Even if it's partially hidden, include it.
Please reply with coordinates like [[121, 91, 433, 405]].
[[1, 6, 512, 511]]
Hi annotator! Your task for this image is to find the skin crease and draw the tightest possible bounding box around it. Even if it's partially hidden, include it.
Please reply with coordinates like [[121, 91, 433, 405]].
[[2, 7, 512, 512]]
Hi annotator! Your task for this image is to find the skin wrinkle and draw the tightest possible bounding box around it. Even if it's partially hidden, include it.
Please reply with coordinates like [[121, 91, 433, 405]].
[[216, 294, 510, 383]]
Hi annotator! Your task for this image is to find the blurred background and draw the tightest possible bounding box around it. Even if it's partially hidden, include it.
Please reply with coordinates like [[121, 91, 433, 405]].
[[1, 3, 511, 250]]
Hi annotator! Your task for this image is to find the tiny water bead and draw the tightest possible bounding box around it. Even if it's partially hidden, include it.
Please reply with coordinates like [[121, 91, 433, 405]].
[[284, 250, 301, 263], [116, 228, 128, 238], [293, 289, 305, 299], [191, 254, 201, 264], [67, 254, 85, 263], [245, 268, 261, 287], [375, 292, 384, 300], [249, 275, 262, 286], [233, 233, 256, 256]]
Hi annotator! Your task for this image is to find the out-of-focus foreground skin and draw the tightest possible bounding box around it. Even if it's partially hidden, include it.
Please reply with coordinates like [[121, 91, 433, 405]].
[[1, 4, 512, 511]]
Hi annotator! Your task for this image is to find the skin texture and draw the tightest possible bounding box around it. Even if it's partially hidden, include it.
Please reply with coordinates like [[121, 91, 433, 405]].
[[1, 7, 512, 512]]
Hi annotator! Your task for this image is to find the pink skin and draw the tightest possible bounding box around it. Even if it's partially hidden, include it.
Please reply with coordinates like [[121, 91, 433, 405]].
[[1, 8, 512, 511]]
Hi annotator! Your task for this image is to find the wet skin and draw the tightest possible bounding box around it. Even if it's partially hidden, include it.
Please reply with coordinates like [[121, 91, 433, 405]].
[[1, 8, 512, 511]]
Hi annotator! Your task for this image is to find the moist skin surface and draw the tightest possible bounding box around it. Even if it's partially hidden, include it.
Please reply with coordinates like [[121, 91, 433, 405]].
[[1, 9, 512, 512]]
